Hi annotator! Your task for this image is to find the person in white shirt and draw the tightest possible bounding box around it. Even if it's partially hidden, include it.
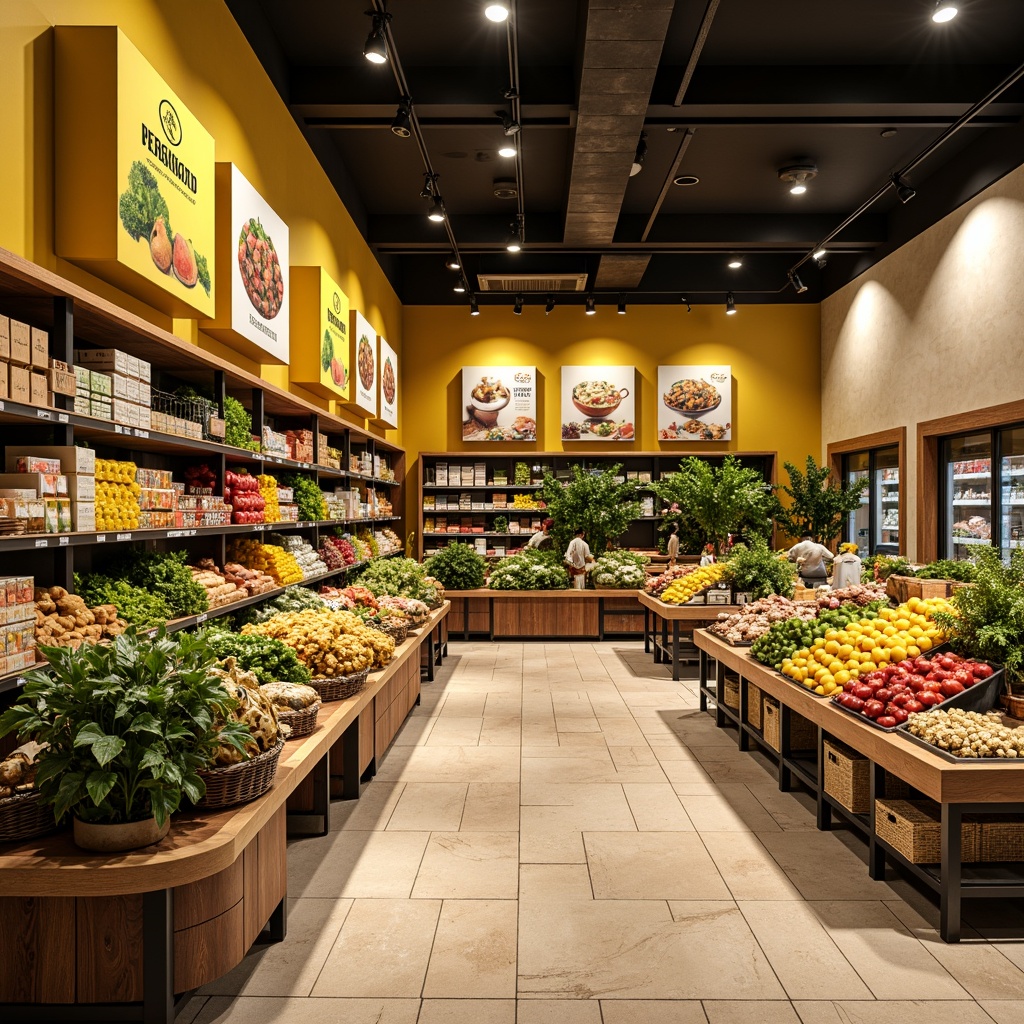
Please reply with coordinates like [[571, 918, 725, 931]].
[[564, 528, 593, 590], [666, 523, 680, 565], [831, 542, 863, 589], [787, 533, 835, 586], [526, 518, 553, 550], [699, 543, 716, 567]]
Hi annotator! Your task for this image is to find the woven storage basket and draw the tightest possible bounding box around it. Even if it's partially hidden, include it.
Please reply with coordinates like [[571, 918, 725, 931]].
[[276, 700, 322, 739], [824, 739, 870, 813], [978, 818, 1024, 862], [874, 798, 981, 863], [198, 738, 285, 809], [762, 699, 817, 752], [309, 668, 369, 702], [0, 791, 56, 844], [745, 681, 763, 730], [722, 672, 740, 710], [375, 617, 408, 645]]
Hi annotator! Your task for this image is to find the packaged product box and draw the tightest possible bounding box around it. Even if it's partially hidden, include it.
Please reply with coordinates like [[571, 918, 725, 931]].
[[74, 364, 90, 389], [56, 498, 72, 533], [66, 474, 96, 502], [9, 320, 31, 366], [109, 372, 132, 400], [137, 380, 152, 405], [126, 377, 141, 403], [90, 396, 113, 420], [137, 358, 151, 383], [126, 354, 140, 380], [0, 315, 9, 360], [0, 361, 7, 401], [8, 446, 96, 476], [0, 473, 65, 496], [48, 359, 77, 397], [29, 372, 49, 407], [74, 347, 130, 377], [26, 500, 45, 533], [74, 396, 91, 416], [9, 364, 31, 404], [30, 327, 49, 369], [112, 398, 135, 425], [89, 370, 113, 396], [43, 497, 59, 533]]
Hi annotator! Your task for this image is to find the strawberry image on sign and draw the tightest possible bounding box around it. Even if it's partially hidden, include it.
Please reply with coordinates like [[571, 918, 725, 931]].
[[238, 217, 284, 319]]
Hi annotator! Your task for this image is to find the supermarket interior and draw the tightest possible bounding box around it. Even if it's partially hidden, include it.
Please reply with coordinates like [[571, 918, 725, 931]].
[[2, 2, 1024, 1024]]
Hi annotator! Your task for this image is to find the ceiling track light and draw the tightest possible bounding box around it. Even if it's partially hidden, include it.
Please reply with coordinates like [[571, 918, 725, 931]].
[[445, 252, 461, 271], [470, 296, 480, 316], [545, 296, 555, 315], [362, 9, 390, 64], [778, 164, 818, 195], [932, 1, 958, 23], [725, 292, 737, 315], [617, 296, 627, 315], [727, 256, 743, 269], [495, 109, 521, 137], [891, 172, 916, 204], [427, 195, 446, 222], [498, 143, 517, 158], [681, 295, 691, 313], [585, 296, 596, 316], [485, 3, 510, 22], [505, 217, 523, 252], [390, 96, 412, 138], [453, 278, 467, 294], [513, 295, 523, 315], [630, 132, 647, 177], [788, 271, 808, 295]]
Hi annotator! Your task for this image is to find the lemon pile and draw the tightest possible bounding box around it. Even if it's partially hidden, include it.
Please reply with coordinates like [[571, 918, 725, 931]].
[[227, 538, 304, 586], [781, 596, 952, 695], [94, 458, 141, 531], [660, 562, 726, 605]]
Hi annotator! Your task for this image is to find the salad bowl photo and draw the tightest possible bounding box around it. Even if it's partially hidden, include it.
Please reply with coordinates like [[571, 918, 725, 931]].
[[571, 380, 629, 418]]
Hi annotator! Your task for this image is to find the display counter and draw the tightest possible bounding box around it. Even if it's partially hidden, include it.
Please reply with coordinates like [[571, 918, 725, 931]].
[[0, 604, 449, 1023], [638, 592, 739, 679], [694, 628, 1024, 943], [445, 588, 643, 640]]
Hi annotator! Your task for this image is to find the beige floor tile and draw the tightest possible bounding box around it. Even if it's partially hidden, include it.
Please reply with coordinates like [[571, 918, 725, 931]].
[[194, 997, 421, 1024], [311, 898, 441, 996], [809, 901, 970, 1000], [560, 733, 612, 748], [522, 746, 611, 760], [793, 1002, 996, 1024], [675, 789, 780, 833], [515, 1000, 603, 1024], [981, 1002, 1024, 1024], [699, 832, 802, 901], [697, 759, 779, 785], [600, 1001, 707, 1024], [199, 897, 352, 996], [519, 863, 594, 901], [519, 827, 587, 863], [585, 832, 730, 900], [386, 783, 468, 831], [392, 714, 438, 746], [647, 742, 700, 762], [287, 830, 429, 898], [412, 831, 520, 899], [703, 1002, 802, 1024], [419, 1001, 516, 1024], [426, 716, 485, 746], [329, 780, 405, 831], [176, 996, 208, 1024], [520, 789, 636, 832], [622, 783, 695, 831], [744, 783, 818, 832], [479, 716, 524, 746], [755, 833, 897, 901], [521, 756, 624, 784], [462, 783, 521, 831], [554, 718, 602, 733], [739, 901, 872, 1000], [597, 721, 652, 745], [438, 693, 489, 716], [423, 900, 518, 997], [373, 745, 520, 783], [660, 761, 716, 786]]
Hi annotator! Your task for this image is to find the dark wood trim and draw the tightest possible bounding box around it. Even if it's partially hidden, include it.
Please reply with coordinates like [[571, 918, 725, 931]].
[[826, 427, 906, 556], [916, 400, 1024, 563]]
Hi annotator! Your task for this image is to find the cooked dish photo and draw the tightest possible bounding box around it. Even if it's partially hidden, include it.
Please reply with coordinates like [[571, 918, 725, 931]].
[[572, 380, 624, 408], [382, 356, 396, 405], [470, 378, 511, 405], [663, 378, 720, 413], [358, 335, 375, 390], [659, 419, 731, 441]]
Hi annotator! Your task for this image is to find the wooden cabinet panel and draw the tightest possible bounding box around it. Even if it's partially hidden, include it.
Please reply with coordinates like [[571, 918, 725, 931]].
[[447, 597, 490, 634], [359, 707, 374, 774], [173, 902, 245, 993], [287, 772, 315, 814], [0, 896, 75, 1003], [493, 597, 598, 637], [255, 807, 287, 932], [76, 894, 143, 1003], [173, 855, 243, 931], [242, 839, 262, 949]]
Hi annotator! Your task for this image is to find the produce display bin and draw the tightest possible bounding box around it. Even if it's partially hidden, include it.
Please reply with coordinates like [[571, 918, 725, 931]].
[[723, 671, 740, 710], [824, 739, 870, 814], [763, 698, 816, 752], [745, 680, 763, 730], [875, 798, 981, 864]]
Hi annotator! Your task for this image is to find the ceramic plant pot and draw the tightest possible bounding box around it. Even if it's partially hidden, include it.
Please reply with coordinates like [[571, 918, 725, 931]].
[[73, 815, 170, 853]]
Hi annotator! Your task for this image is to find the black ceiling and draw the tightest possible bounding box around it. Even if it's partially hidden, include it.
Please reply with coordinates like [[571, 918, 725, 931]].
[[228, 0, 1024, 308]]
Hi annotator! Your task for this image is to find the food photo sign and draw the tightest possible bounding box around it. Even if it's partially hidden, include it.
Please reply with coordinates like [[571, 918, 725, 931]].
[[461, 367, 537, 441], [288, 267, 350, 402], [204, 164, 290, 364], [377, 337, 398, 429], [349, 312, 378, 419], [560, 367, 636, 441], [657, 365, 732, 441]]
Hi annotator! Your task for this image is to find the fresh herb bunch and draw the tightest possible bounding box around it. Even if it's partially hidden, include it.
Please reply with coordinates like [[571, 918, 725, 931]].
[[590, 549, 649, 589], [283, 474, 328, 521], [0, 628, 250, 827], [74, 575, 170, 630], [224, 395, 259, 451], [200, 629, 311, 685], [425, 543, 487, 590], [96, 549, 208, 618], [722, 537, 796, 599], [540, 464, 641, 556], [493, 515, 509, 534], [489, 550, 569, 590], [932, 546, 1024, 688], [514, 462, 531, 485], [356, 557, 438, 603], [915, 559, 978, 582]]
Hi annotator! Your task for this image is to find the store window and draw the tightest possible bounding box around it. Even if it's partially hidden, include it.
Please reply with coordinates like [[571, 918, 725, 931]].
[[841, 445, 900, 555]]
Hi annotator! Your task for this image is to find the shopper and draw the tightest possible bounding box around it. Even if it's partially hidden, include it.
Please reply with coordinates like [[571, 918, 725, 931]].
[[787, 533, 835, 587], [564, 527, 594, 590], [665, 522, 680, 565], [831, 542, 863, 589], [699, 543, 716, 566], [526, 518, 553, 550]]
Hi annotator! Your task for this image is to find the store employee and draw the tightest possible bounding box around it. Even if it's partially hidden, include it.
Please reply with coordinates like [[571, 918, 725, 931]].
[[787, 533, 835, 587], [526, 518, 553, 550]]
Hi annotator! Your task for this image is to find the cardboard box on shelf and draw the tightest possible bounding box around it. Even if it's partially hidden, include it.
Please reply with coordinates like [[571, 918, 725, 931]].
[[0, 472, 66, 496], [126, 354, 140, 380], [90, 397, 112, 420], [89, 370, 112, 396], [30, 327, 48, 369], [9, 320, 30, 366], [109, 372, 132, 400], [7, 446, 96, 476], [112, 398, 135, 424], [71, 500, 95, 532], [74, 347, 130, 377], [74, 396, 91, 416], [65, 475, 96, 502], [0, 361, 7, 401], [29, 372, 48, 407], [56, 498, 72, 533], [6, 456, 62, 474], [9, 364, 30, 403], [48, 359, 77, 397], [0, 315, 9, 360]]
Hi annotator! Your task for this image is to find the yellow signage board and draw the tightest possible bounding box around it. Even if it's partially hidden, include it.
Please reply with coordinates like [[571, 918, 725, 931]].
[[290, 267, 352, 403], [55, 27, 215, 318]]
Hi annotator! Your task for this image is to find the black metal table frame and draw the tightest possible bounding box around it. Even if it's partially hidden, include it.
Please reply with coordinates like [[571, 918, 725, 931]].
[[644, 605, 701, 681]]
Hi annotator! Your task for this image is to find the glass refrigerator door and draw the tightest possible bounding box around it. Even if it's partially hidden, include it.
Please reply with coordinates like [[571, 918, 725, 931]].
[[844, 452, 870, 550], [873, 446, 900, 554], [1000, 427, 1024, 559], [946, 432, 992, 558]]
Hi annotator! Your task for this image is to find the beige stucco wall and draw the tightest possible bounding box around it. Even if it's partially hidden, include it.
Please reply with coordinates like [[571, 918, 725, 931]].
[[821, 162, 1024, 559]]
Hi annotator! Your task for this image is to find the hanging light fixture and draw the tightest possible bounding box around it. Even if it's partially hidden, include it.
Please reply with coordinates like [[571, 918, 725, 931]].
[[427, 195, 446, 222], [470, 296, 480, 316], [585, 296, 596, 315], [485, 3, 510, 22], [513, 295, 523, 315], [725, 292, 737, 315], [931, 1, 957, 23], [445, 253, 461, 271], [362, 11, 390, 64], [498, 143, 517, 158], [505, 218, 522, 252], [617, 296, 627, 315], [496, 110, 521, 137], [891, 172, 916, 204], [681, 295, 691, 313], [390, 97, 412, 138], [630, 133, 647, 177], [453, 277, 467, 294], [788, 271, 808, 295], [545, 295, 555, 315]]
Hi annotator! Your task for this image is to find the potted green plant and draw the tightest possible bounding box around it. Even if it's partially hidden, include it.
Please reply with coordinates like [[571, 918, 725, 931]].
[[0, 628, 250, 852], [770, 455, 864, 545], [540, 464, 641, 556], [425, 542, 487, 590], [721, 537, 797, 599]]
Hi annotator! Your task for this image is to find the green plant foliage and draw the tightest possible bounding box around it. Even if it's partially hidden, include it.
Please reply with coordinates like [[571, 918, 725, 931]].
[[540, 465, 641, 556], [932, 546, 1024, 688], [282, 474, 328, 521], [234, 586, 324, 628], [355, 557, 438, 603], [425, 543, 486, 590], [493, 515, 509, 534], [200, 629, 311, 685], [861, 553, 912, 582], [722, 538, 796, 599], [771, 455, 864, 544], [590, 549, 649, 589], [655, 456, 773, 555], [92, 548, 208, 618], [488, 549, 569, 590], [118, 161, 171, 241], [0, 628, 251, 827], [915, 559, 978, 582], [223, 395, 260, 451], [74, 575, 170, 630]]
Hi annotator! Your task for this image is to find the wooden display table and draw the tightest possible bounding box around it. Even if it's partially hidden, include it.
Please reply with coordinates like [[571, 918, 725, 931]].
[[0, 604, 449, 1023], [638, 592, 739, 680], [694, 629, 1024, 942], [445, 588, 643, 640]]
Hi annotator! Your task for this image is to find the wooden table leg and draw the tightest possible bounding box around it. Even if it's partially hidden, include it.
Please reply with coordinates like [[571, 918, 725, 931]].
[[268, 894, 288, 943], [815, 728, 832, 831], [868, 762, 886, 877], [341, 717, 362, 800], [941, 803, 963, 943], [699, 647, 708, 712], [142, 888, 174, 1024], [644, 606, 651, 654]]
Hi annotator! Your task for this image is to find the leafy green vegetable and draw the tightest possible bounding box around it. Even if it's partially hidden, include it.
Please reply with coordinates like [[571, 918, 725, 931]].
[[233, 585, 325, 628], [590, 549, 649, 589], [89, 549, 208, 619], [321, 330, 334, 372], [201, 629, 311, 685], [195, 252, 211, 296], [425, 543, 486, 590], [540, 464, 641, 556], [356, 557, 439, 604], [861, 553, 912, 582], [488, 550, 568, 590], [770, 455, 863, 545], [118, 160, 171, 241], [915, 558, 977, 582], [224, 395, 260, 451], [282, 474, 328, 521], [75, 575, 170, 630], [722, 537, 796, 599]]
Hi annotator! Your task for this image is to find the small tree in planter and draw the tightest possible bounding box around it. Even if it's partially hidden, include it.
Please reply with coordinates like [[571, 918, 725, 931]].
[[722, 537, 797, 599], [771, 455, 863, 545], [540, 465, 641, 556], [425, 542, 487, 590]]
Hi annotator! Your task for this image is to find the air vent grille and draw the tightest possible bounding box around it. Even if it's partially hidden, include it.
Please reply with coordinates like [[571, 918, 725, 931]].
[[477, 273, 588, 293]]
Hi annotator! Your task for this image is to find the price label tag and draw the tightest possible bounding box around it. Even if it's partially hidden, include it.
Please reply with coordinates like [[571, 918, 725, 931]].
[[134, 429, 149, 438], [34, 538, 49, 549], [116, 532, 132, 542], [58, 414, 69, 424], [36, 409, 52, 420], [0, 401, 4, 411], [114, 424, 124, 434], [166, 529, 197, 538], [59, 536, 70, 546], [195, 613, 208, 624], [252, 524, 266, 532], [96, 534, 107, 543]]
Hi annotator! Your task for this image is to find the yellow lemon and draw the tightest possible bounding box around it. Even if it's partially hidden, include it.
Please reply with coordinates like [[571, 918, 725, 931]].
[[835, 670, 851, 685], [918, 636, 933, 652]]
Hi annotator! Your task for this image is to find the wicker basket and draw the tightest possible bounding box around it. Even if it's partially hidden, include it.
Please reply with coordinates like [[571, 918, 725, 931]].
[[309, 668, 369, 702], [722, 672, 740, 710], [374, 617, 409, 645], [745, 681, 763, 730], [276, 700, 322, 739], [977, 818, 1024, 862], [0, 791, 56, 844], [198, 738, 285, 810], [824, 741, 914, 814], [762, 699, 816, 753], [874, 798, 981, 863]]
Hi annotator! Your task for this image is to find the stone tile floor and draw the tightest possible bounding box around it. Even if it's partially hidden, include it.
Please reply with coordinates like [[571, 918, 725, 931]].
[[183, 642, 1024, 1024]]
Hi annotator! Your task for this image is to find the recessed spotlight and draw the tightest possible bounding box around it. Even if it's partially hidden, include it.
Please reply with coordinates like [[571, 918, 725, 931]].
[[880, 128, 898, 138], [779, 164, 818, 196], [585, 296, 596, 315], [727, 258, 743, 269], [362, 13, 389, 64], [725, 293, 737, 315], [493, 178, 518, 199], [673, 175, 700, 187], [485, 3, 510, 22], [498, 144, 516, 158], [445, 253, 461, 271], [932, 1, 957, 23]]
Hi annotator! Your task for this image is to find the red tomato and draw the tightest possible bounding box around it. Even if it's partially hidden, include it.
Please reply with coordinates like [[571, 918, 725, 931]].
[[940, 680, 965, 697], [918, 691, 942, 706], [863, 699, 885, 719], [904, 699, 924, 713], [972, 663, 994, 679], [921, 681, 944, 693], [876, 716, 897, 728], [876, 688, 893, 703], [892, 708, 909, 723], [851, 683, 873, 701]]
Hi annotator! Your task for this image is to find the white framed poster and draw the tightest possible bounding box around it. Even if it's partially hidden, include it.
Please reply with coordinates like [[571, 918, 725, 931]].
[[350, 311, 378, 419], [377, 336, 398, 429], [461, 367, 537, 441], [657, 365, 732, 441], [560, 366, 636, 441]]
